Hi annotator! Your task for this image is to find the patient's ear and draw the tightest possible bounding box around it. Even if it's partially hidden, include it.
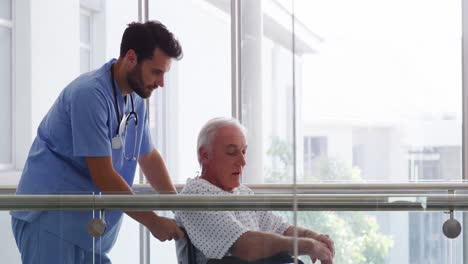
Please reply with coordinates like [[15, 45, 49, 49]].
[[199, 146, 210, 164]]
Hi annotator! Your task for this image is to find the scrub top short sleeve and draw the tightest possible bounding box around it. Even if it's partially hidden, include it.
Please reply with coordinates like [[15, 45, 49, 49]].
[[70, 87, 112, 157]]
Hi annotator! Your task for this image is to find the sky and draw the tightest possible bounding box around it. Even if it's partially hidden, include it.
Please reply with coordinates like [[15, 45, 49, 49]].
[[290, 0, 462, 123]]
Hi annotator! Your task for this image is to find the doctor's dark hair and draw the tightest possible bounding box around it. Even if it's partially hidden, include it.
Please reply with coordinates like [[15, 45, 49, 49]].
[[119, 21, 183, 62], [196, 117, 247, 166]]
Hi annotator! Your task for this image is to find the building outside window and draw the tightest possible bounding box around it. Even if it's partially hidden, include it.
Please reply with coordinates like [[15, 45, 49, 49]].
[[303, 136, 327, 180]]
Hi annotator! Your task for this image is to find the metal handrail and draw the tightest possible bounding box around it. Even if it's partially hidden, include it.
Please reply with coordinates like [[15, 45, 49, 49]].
[[1, 193, 467, 211], [3, 182, 468, 194], [2, 182, 468, 211], [239, 182, 468, 193]]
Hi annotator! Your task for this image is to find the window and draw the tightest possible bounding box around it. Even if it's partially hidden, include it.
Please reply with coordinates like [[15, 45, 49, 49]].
[[2, 0, 467, 263], [409, 211, 463, 263], [303, 136, 327, 180], [294, 0, 463, 262], [240, 0, 306, 184], [297, 0, 462, 183], [79, 0, 106, 74], [0, 0, 13, 169], [148, 0, 232, 184], [408, 146, 461, 181], [80, 8, 92, 73], [239, 0, 463, 262]]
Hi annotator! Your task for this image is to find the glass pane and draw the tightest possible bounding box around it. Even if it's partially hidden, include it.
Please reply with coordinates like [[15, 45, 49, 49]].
[[80, 48, 90, 74], [283, 210, 463, 263], [93, 1, 140, 261], [9, 193, 109, 263], [0, 0, 12, 20], [296, 0, 462, 182], [0, 27, 12, 164], [408, 211, 462, 262], [151, 211, 178, 262], [107, 215, 140, 263], [80, 13, 91, 44], [1, 211, 21, 263], [4, 194, 464, 263], [240, 0, 295, 184], [149, 0, 232, 185]]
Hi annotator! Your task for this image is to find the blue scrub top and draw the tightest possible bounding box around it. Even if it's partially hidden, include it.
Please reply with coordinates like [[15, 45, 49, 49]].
[[11, 59, 154, 252]]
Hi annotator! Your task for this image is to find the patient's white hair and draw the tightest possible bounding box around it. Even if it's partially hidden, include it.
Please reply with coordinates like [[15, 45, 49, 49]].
[[197, 117, 247, 166]]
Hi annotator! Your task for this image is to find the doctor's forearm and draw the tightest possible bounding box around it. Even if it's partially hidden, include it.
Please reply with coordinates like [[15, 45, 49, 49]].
[[86, 156, 133, 194], [86, 156, 158, 224], [126, 210, 159, 225], [139, 149, 177, 194]]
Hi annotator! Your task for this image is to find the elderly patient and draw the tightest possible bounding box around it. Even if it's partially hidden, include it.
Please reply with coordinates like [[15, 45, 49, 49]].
[[175, 117, 334, 264]]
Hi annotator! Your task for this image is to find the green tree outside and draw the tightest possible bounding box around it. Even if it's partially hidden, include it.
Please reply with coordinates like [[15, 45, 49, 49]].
[[266, 137, 393, 263]]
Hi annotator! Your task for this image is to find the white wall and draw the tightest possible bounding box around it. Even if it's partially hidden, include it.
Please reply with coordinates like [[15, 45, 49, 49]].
[[103, 0, 137, 61], [30, 0, 80, 137]]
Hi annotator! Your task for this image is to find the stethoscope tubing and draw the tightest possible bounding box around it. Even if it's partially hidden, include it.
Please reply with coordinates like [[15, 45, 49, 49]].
[[110, 63, 138, 137], [110, 63, 139, 160]]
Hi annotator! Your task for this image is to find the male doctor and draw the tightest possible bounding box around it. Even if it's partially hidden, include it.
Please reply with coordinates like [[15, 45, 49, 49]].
[[11, 21, 184, 264]]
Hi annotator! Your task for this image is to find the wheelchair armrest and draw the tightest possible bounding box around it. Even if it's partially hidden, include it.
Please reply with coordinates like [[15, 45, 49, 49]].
[[207, 253, 304, 264]]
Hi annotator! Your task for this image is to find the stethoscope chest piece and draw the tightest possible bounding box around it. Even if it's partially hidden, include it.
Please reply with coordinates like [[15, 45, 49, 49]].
[[111, 136, 122, 150]]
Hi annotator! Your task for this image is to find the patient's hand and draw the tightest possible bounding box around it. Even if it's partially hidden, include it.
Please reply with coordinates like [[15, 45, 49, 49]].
[[301, 238, 333, 264], [314, 234, 334, 257], [149, 215, 185, 241]]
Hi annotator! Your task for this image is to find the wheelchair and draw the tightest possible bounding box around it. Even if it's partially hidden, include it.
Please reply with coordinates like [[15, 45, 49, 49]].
[[183, 229, 304, 264]]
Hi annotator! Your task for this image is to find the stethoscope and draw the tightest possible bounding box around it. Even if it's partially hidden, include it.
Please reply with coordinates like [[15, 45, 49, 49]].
[[110, 63, 138, 161]]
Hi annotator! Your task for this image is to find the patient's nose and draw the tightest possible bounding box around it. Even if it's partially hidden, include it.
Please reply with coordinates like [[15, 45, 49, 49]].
[[238, 154, 246, 166]]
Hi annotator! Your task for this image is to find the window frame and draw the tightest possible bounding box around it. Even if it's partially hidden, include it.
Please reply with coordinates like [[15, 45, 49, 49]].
[[462, 0, 468, 182], [0, 0, 14, 171], [79, 7, 93, 74]]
